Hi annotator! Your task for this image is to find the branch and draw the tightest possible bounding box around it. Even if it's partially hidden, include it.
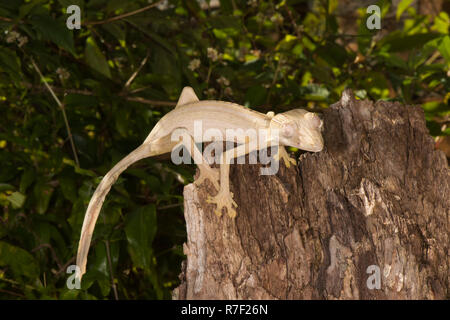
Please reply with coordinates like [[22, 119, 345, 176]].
[[23, 82, 177, 107], [30, 58, 80, 168], [124, 50, 150, 89], [84, 0, 164, 26], [0, 16, 13, 22], [125, 96, 176, 107], [104, 239, 119, 300]]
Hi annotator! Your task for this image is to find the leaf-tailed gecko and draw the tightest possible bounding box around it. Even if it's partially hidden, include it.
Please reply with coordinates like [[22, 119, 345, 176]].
[[76, 86, 324, 279]]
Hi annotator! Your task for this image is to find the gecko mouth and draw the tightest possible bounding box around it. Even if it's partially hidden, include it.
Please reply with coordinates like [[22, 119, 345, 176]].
[[307, 144, 324, 152]]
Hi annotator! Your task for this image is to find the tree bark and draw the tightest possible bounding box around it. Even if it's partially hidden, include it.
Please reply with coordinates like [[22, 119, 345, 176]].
[[172, 90, 449, 300]]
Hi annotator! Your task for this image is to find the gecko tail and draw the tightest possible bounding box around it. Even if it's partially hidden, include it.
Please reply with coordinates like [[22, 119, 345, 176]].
[[76, 143, 154, 280]]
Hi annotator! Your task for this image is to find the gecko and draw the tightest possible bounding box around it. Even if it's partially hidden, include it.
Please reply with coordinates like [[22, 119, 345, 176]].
[[76, 86, 324, 279]]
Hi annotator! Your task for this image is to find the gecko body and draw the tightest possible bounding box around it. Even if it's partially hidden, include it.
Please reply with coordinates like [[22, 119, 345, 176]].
[[76, 87, 324, 279]]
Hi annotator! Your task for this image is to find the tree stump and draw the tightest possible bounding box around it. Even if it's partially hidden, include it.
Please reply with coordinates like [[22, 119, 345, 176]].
[[172, 90, 449, 300]]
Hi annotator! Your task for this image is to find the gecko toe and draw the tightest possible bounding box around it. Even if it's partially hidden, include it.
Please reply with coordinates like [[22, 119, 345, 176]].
[[227, 208, 237, 218], [207, 190, 238, 218]]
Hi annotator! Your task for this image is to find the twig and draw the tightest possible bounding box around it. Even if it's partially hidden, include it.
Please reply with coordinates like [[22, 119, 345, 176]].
[[30, 58, 80, 167], [55, 256, 76, 276], [32, 243, 63, 270], [23, 82, 177, 107], [157, 203, 182, 210], [266, 58, 282, 104], [0, 288, 25, 298], [206, 65, 212, 86], [0, 16, 13, 22], [285, 7, 302, 40], [129, 86, 152, 94], [124, 50, 150, 89], [0, 277, 36, 291], [126, 96, 176, 106], [84, 0, 164, 26], [104, 239, 119, 300]]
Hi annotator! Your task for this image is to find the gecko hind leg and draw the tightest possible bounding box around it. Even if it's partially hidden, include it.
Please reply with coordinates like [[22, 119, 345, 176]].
[[178, 129, 220, 190], [194, 165, 219, 191], [206, 140, 258, 218]]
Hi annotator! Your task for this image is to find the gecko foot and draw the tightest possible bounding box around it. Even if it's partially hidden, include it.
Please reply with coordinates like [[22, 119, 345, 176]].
[[194, 166, 220, 191], [206, 190, 238, 218], [274, 146, 297, 168]]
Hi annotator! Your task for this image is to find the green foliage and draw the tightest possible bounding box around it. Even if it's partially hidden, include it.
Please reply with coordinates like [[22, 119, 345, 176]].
[[0, 0, 448, 299]]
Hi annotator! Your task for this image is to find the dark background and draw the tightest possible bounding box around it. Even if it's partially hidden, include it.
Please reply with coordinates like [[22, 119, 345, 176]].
[[0, 0, 448, 299]]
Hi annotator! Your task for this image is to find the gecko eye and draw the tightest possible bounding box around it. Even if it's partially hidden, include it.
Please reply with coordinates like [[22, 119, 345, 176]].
[[281, 122, 295, 137]]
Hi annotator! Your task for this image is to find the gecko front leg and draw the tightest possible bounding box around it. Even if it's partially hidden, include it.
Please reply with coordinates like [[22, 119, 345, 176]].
[[266, 110, 297, 168], [273, 145, 297, 168]]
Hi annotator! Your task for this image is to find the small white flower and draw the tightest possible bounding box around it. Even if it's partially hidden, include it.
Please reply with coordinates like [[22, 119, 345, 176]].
[[18, 36, 28, 48], [188, 59, 201, 71], [250, 49, 261, 58], [198, 0, 220, 9], [207, 47, 221, 62], [155, 0, 169, 11], [255, 12, 265, 23], [56, 67, 70, 81], [224, 87, 233, 96], [270, 13, 284, 24], [6, 31, 20, 44], [204, 88, 217, 96], [217, 76, 230, 86]]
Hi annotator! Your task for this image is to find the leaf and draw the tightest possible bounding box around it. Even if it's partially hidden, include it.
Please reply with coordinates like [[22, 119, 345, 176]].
[[126, 168, 161, 192], [20, 167, 35, 193], [0, 241, 39, 279], [150, 47, 180, 97], [438, 36, 450, 63], [63, 158, 97, 177], [57, 0, 84, 10], [125, 204, 157, 270], [300, 84, 330, 101], [34, 182, 54, 214], [85, 36, 112, 79], [64, 94, 98, 108], [90, 243, 111, 297], [59, 173, 77, 203], [7, 191, 26, 208], [19, 0, 47, 19], [0, 183, 15, 192], [0, 47, 22, 83], [125, 20, 175, 53], [245, 86, 267, 107], [101, 22, 126, 46], [380, 32, 441, 52], [67, 198, 86, 231], [30, 14, 76, 55], [396, 0, 414, 20], [60, 288, 81, 300], [114, 107, 129, 137], [432, 12, 449, 34], [316, 43, 349, 67]]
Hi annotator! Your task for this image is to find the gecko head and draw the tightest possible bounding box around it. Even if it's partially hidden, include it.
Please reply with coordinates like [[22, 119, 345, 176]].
[[273, 109, 324, 152]]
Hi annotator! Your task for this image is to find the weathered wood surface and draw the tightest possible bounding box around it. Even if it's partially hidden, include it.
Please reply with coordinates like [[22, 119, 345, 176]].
[[173, 90, 449, 300]]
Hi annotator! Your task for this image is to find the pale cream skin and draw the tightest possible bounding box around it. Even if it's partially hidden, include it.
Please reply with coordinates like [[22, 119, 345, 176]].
[[76, 87, 324, 279]]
